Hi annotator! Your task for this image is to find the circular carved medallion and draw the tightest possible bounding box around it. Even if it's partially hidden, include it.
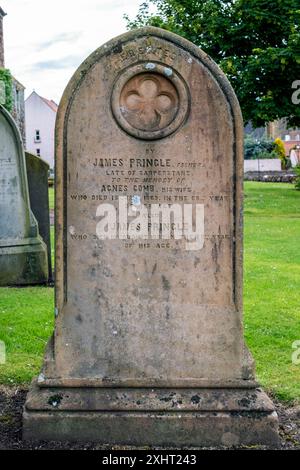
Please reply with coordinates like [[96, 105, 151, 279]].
[[111, 63, 189, 140], [120, 74, 178, 132]]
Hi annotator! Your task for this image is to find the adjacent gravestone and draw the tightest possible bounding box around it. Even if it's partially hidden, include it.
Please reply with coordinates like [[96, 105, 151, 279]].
[[23, 27, 279, 446], [0, 105, 48, 286], [25, 152, 53, 282], [290, 149, 299, 167]]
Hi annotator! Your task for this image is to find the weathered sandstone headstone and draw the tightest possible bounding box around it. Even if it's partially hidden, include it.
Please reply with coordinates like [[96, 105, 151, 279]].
[[25, 152, 53, 282], [0, 105, 48, 286], [23, 27, 279, 446]]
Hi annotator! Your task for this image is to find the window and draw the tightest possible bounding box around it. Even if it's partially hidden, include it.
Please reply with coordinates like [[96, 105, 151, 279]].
[[35, 130, 41, 142], [36, 148, 41, 157], [285, 134, 291, 141], [296, 135, 300, 141]]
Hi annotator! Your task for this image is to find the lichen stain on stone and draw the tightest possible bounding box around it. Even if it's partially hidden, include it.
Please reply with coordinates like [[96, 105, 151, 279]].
[[161, 275, 170, 291], [89, 267, 96, 277], [164, 67, 172, 76], [102, 266, 113, 278], [112, 42, 123, 55], [145, 62, 156, 70], [120, 303, 125, 316], [159, 392, 176, 403], [191, 395, 201, 405], [238, 397, 251, 407], [48, 394, 63, 407], [212, 242, 221, 275], [165, 305, 170, 320], [76, 314, 83, 323]]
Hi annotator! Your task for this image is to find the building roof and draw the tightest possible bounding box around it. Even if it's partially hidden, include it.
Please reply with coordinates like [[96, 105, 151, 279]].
[[0, 7, 7, 17], [26, 91, 58, 112], [12, 76, 25, 90], [41, 96, 58, 112]]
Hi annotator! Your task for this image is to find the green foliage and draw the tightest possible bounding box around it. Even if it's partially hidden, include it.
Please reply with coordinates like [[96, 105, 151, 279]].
[[295, 165, 300, 190], [274, 137, 288, 169], [0, 68, 13, 112], [274, 138, 286, 160], [126, 0, 300, 128], [244, 135, 277, 160]]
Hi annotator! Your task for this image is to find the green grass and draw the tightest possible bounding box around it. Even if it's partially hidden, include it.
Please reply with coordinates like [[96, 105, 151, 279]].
[[50, 226, 54, 268], [243, 182, 300, 402], [0, 288, 54, 384], [49, 187, 54, 210], [0, 182, 299, 403]]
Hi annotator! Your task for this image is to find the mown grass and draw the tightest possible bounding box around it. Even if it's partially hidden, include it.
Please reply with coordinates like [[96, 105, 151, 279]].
[[243, 182, 300, 402], [0, 182, 299, 402], [0, 287, 54, 384], [48, 187, 54, 210]]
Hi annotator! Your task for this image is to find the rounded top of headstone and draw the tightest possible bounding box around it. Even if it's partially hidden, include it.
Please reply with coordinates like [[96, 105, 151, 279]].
[[25, 151, 50, 171], [56, 27, 242, 137], [0, 104, 24, 148]]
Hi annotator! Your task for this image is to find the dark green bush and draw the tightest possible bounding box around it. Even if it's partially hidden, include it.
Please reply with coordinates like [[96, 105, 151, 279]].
[[244, 135, 278, 160], [295, 165, 300, 190]]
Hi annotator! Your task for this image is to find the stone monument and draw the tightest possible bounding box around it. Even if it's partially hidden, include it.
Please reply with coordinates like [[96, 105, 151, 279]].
[[25, 152, 53, 282], [23, 27, 279, 446], [290, 149, 299, 167], [0, 105, 48, 286]]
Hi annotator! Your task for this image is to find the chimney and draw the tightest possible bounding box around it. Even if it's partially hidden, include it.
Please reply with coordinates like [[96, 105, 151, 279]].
[[0, 7, 6, 68]]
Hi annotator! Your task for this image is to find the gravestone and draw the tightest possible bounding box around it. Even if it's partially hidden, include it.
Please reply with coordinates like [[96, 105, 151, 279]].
[[25, 152, 53, 282], [23, 27, 279, 446], [290, 149, 299, 167], [0, 105, 48, 286]]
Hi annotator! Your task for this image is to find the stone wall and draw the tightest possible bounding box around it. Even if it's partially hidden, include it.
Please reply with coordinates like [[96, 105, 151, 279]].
[[0, 8, 5, 68], [0, 7, 25, 144], [244, 158, 282, 172], [244, 170, 296, 183], [11, 78, 26, 145]]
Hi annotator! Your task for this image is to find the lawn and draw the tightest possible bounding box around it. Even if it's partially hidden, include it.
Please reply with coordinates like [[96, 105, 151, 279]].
[[49, 187, 54, 210], [243, 182, 300, 402], [49, 187, 54, 265], [0, 182, 299, 402]]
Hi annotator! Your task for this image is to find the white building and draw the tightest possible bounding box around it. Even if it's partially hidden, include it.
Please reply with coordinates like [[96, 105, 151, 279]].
[[25, 91, 58, 169]]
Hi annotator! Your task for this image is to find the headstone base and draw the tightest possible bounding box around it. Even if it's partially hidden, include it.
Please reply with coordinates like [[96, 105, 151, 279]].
[[0, 238, 48, 286], [23, 382, 279, 447]]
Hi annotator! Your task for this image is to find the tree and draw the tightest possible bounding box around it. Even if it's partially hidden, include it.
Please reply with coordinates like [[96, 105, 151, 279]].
[[125, 0, 300, 128], [274, 137, 287, 168]]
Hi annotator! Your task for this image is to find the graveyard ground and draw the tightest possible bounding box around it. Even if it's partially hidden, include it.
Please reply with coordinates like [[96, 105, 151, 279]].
[[0, 182, 299, 401]]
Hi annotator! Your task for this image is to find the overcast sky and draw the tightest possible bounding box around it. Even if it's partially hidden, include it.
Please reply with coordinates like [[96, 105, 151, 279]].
[[1, 0, 143, 103]]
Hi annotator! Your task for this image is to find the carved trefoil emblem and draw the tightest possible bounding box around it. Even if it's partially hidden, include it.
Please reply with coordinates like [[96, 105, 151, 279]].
[[111, 62, 190, 140]]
